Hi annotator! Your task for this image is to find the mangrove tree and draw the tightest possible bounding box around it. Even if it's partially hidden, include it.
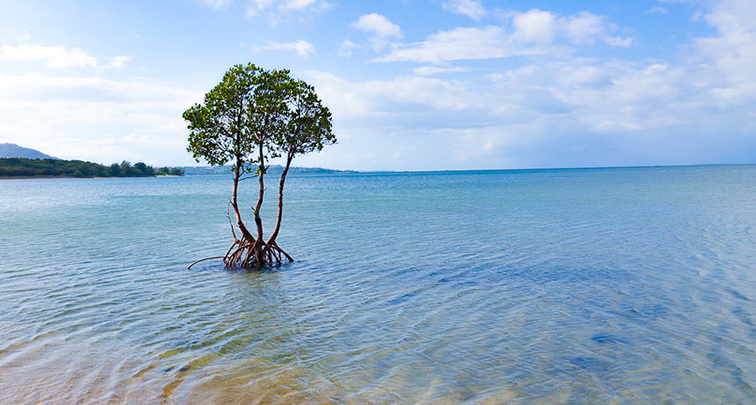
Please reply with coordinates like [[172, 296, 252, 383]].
[[184, 63, 335, 269]]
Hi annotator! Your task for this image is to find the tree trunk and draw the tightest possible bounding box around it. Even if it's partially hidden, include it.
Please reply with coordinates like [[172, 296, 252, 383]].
[[195, 147, 291, 270], [223, 156, 259, 269], [251, 140, 266, 268], [265, 152, 294, 262], [230, 156, 253, 242]]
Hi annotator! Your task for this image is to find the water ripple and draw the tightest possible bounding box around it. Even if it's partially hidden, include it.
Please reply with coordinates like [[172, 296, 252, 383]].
[[1, 168, 756, 403]]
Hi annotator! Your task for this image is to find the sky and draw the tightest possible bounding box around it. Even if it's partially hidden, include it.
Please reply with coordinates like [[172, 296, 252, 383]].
[[0, 0, 755, 171]]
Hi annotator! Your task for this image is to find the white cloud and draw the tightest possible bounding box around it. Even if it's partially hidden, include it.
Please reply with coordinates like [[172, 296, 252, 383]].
[[303, 69, 565, 170], [0, 44, 130, 70], [377, 26, 533, 63], [570, 63, 687, 132], [512, 9, 631, 47], [15, 30, 30, 42], [0, 72, 201, 165], [251, 40, 316, 58], [244, 0, 331, 18], [338, 40, 359, 57], [376, 10, 630, 63], [442, 0, 486, 20], [648, 7, 669, 14], [1, 44, 99, 69], [413, 66, 468, 76], [307, 17, 756, 169], [351, 13, 402, 37], [201, 0, 233, 9], [350, 14, 402, 51], [4, 1, 754, 171], [693, 0, 756, 105], [107, 56, 132, 69], [304, 70, 476, 123], [562, 12, 605, 44], [285, 0, 319, 9], [554, 64, 606, 88], [512, 9, 558, 44], [604, 36, 633, 47]]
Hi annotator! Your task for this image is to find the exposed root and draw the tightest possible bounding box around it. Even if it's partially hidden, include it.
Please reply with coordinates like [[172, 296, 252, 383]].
[[188, 195, 294, 270], [187, 256, 226, 269], [221, 237, 293, 270], [265, 241, 294, 263], [187, 242, 293, 270]]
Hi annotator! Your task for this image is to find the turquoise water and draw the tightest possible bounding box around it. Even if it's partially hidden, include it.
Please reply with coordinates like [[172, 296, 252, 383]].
[[1, 165, 755, 404]]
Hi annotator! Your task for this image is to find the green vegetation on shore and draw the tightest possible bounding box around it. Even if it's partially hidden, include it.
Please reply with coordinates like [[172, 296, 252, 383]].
[[0, 158, 184, 178]]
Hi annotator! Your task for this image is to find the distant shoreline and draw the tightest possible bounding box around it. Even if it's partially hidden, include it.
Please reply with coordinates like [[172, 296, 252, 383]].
[[182, 164, 356, 176], [3, 162, 752, 180], [0, 157, 184, 178], [0, 175, 174, 180]]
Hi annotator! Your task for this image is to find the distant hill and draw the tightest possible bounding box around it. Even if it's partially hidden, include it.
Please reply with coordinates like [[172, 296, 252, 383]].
[[183, 164, 355, 176], [0, 143, 58, 160]]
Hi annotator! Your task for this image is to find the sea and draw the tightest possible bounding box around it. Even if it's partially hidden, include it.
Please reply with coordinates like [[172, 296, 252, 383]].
[[1, 165, 755, 404]]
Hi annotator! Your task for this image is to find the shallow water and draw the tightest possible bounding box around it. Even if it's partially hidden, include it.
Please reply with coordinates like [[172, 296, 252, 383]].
[[1, 165, 756, 404]]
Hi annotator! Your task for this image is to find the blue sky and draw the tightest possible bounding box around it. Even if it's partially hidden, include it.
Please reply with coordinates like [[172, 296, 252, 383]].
[[1, 0, 754, 171]]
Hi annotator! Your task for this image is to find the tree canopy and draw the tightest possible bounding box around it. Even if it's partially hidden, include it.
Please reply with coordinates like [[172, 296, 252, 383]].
[[184, 63, 335, 269]]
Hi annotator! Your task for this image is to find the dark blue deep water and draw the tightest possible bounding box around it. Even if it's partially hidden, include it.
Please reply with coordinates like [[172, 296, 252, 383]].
[[1, 165, 756, 404]]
